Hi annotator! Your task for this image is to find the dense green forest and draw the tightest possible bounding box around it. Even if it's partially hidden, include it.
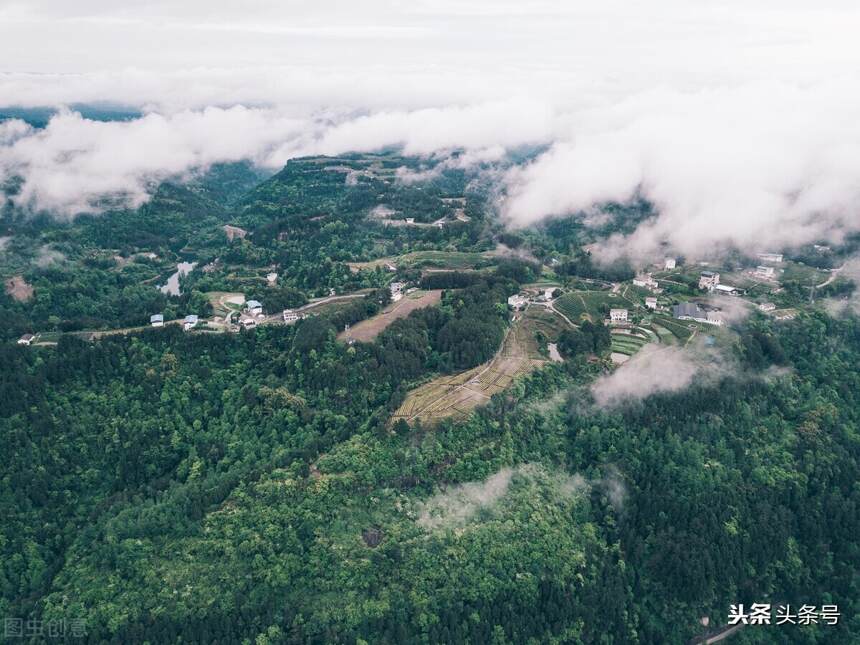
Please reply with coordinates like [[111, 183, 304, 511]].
[[1, 153, 858, 644], [2, 303, 858, 643]]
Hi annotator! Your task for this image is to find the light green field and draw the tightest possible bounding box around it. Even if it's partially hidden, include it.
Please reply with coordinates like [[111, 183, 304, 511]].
[[554, 290, 635, 322]]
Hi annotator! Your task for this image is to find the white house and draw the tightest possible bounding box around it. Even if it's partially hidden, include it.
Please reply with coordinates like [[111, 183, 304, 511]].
[[645, 297, 658, 309], [714, 284, 741, 296], [384, 263, 397, 272], [755, 265, 775, 278], [706, 311, 724, 326], [17, 334, 35, 346], [757, 252, 783, 263], [405, 217, 415, 224], [266, 272, 278, 285], [283, 309, 300, 323], [758, 302, 776, 312], [246, 300, 263, 316], [698, 271, 721, 291], [183, 315, 199, 330], [239, 314, 257, 328], [390, 281, 406, 302], [633, 273, 659, 291], [664, 258, 676, 270], [507, 294, 528, 310], [609, 308, 628, 322], [150, 314, 164, 327]]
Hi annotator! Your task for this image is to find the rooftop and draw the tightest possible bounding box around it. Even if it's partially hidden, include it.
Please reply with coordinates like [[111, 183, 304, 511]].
[[673, 302, 702, 318]]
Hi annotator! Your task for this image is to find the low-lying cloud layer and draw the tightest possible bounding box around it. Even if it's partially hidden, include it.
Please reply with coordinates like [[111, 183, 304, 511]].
[[3, 3, 860, 255], [0, 100, 550, 215], [4, 81, 860, 257], [503, 81, 860, 261], [591, 344, 731, 408]]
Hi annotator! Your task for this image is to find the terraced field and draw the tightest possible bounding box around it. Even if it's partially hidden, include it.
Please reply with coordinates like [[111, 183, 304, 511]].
[[651, 315, 696, 341], [610, 332, 649, 356], [392, 307, 565, 424]]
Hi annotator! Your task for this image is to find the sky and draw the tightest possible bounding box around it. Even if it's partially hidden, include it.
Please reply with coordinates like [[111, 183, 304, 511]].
[[2, 0, 860, 258]]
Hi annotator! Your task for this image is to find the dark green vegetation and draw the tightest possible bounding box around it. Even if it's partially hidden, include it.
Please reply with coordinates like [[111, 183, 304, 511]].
[[3, 301, 858, 643], [2, 151, 859, 644]]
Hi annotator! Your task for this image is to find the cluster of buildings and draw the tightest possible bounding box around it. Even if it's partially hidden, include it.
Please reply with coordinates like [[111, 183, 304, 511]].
[[698, 271, 744, 296], [507, 287, 558, 311], [149, 313, 202, 331], [633, 273, 661, 292], [698, 271, 721, 291], [507, 294, 528, 310], [390, 281, 406, 302], [672, 302, 724, 326], [282, 309, 307, 323], [751, 253, 782, 280], [239, 300, 264, 328], [758, 252, 783, 263]]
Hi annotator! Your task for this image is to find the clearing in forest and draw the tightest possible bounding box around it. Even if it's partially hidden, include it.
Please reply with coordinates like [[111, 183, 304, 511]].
[[346, 250, 491, 273], [392, 308, 564, 424], [553, 290, 635, 322], [338, 289, 442, 342], [5, 275, 34, 302]]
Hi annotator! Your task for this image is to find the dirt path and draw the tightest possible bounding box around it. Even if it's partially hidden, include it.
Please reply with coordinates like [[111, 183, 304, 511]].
[[816, 263, 845, 289], [544, 302, 578, 328]]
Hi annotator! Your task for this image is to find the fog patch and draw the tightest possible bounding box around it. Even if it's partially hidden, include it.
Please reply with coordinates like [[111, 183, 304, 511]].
[[35, 245, 65, 267], [418, 467, 515, 530], [704, 295, 752, 325], [590, 343, 731, 408], [821, 256, 860, 317], [417, 463, 590, 530]]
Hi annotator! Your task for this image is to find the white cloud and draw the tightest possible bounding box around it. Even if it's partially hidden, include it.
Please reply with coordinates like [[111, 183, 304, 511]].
[[504, 81, 860, 260], [0, 101, 553, 215], [590, 344, 730, 408], [0, 107, 310, 214], [1, 1, 860, 251]]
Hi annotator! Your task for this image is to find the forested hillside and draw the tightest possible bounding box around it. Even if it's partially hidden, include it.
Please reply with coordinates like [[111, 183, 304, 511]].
[[2, 302, 858, 642], [1, 154, 858, 644]]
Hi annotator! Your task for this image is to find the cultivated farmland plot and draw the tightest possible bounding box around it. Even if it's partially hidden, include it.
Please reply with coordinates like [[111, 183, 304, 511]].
[[392, 308, 565, 424], [338, 289, 442, 342]]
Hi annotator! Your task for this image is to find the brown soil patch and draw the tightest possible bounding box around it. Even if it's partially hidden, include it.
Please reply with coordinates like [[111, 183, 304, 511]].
[[5, 275, 34, 302], [339, 290, 442, 342]]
